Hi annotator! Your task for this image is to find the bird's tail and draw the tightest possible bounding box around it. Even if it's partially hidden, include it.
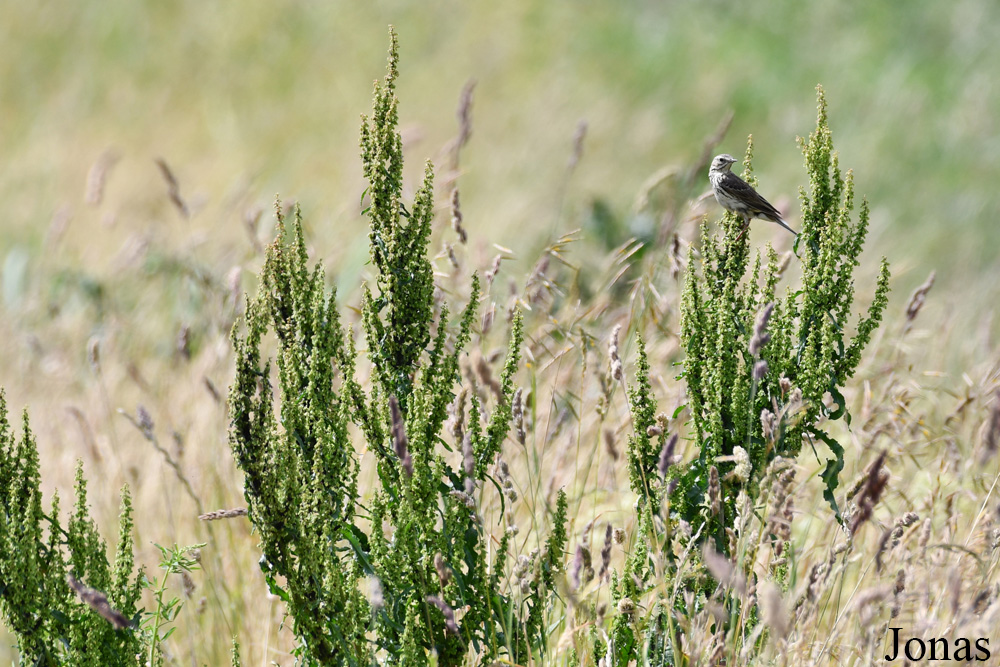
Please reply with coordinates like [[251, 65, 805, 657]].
[[774, 218, 797, 236]]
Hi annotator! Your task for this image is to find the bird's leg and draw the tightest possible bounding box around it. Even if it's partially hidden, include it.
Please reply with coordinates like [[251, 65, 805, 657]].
[[734, 216, 751, 241]]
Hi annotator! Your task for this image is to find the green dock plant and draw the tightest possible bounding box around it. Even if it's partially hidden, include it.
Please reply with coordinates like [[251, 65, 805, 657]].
[[619, 86, 891, 659], [676, 84, 889, 533], [227, 27, 567, 666], [0, 390, 146, 666]]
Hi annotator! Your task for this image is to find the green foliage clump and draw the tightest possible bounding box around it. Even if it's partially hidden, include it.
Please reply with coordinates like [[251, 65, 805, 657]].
[[227, 27, 567, 666], [0, 390, 145, 665], [230, 203, 368, 665], [673, 85, 890, 536], [625, 336, 667, 514], [612, 85, 891, 663], [542, 488, 569, 590]]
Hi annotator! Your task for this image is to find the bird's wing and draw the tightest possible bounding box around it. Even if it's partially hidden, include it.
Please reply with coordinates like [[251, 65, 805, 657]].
[[721, 173, 783, 219]]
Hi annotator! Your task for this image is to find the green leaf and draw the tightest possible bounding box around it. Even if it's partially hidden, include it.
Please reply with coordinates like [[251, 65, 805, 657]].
[[811, 427, 845, 524], [341, 525, 374, 576], [827, 383, 848, 424]]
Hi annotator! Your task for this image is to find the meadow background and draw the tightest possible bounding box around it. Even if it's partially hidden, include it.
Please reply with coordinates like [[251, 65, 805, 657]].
[[2, 1, 1000, 664]]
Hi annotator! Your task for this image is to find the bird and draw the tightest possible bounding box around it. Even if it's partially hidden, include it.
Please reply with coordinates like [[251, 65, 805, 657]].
[[708, 154, 796, 237]]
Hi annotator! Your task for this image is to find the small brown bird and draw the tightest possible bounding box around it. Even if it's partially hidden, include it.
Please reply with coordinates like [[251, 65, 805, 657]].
[[709, 154, 796, 236]]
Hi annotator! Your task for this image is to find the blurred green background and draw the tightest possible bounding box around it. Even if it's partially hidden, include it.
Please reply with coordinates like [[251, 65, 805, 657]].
[[3, 1, 998, 303]]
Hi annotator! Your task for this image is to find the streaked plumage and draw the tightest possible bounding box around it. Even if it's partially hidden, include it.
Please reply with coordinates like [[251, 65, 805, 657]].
[[709, 154, 796, 235]]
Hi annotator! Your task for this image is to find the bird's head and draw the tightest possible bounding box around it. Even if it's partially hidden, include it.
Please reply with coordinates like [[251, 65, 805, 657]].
[[710, 154, 738, 173]]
